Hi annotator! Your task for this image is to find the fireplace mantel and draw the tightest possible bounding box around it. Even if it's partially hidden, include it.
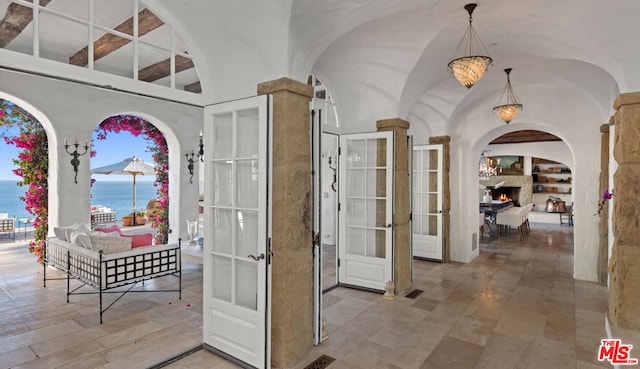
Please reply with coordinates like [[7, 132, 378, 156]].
[[480, 175, 533, 206]]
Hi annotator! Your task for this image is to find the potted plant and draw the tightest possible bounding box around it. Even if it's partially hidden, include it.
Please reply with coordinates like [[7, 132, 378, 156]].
[[135, 210, 146, 225], [122, 214, 133, 226]]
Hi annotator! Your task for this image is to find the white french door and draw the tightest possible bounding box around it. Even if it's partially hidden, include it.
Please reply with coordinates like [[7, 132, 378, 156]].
[[203, 95, 271, 369], [338, 132, 394, 291], [412, 144, 443, 261]]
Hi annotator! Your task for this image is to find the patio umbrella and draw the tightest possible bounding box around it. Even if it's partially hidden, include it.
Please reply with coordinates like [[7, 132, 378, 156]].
[[91, 157, 156, 225]]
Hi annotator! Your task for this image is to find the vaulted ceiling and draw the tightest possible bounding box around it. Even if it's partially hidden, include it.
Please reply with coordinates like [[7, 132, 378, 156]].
[[0, 0, 201, 93]]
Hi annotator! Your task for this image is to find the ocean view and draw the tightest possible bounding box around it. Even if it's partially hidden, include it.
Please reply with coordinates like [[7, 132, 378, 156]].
[[0, 180, 158, 220]]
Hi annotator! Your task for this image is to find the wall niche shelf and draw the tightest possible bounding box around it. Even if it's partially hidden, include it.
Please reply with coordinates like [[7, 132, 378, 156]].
[[530, 157, 573, 212]]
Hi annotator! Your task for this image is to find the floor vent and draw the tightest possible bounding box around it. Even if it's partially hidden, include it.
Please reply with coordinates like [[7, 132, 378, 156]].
[[405, 289, 424, 299], [303, 354, 336, 369]]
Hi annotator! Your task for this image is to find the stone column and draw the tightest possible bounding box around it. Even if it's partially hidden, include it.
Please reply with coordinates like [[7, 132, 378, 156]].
[[257, 77, 314, 367], [598, 122, 610, 285], [609, 92, 640, 329], [429, 136, 451, 262], [376, 118, 411, 295]]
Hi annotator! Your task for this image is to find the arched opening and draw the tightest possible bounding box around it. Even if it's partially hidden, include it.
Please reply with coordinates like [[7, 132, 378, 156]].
[[0, 98, 51, 261], [92, 115, 169, 244]]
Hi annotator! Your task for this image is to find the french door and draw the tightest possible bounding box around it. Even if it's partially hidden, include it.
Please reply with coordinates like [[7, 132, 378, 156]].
[[338, 131, 394, 291], [203, 95, 271, 369], [412, 144, 443, 261]]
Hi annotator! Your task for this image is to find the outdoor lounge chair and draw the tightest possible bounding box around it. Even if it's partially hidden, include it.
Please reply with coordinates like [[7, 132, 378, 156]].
[[0, 213, 16, 241]]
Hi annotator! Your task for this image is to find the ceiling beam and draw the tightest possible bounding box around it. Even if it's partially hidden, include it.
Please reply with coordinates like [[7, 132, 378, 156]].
[[0, 0, 51, 48], [138, 55, 194, 82], [68, 8, 163, 66], [184, 81, 201, 93]]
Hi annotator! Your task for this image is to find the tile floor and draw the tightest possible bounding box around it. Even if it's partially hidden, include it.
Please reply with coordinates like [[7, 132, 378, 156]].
[[1, 223, 639, 369]]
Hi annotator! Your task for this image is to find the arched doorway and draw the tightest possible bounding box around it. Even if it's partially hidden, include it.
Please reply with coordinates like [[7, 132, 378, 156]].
[[0, 98, 52, 261], [92, 115, 170, 244]]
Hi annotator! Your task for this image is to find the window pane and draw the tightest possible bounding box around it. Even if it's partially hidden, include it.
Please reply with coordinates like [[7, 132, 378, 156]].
[[212, 162, 232, 206], [346, 227, 365, 256], [211, 208, 232, 254], [211, 255, 231, 302], [237, 108, 259, 158], [236, 160, 258, 208], [213, 113, 233, 159], [236, 260, 257, 311], [236, 210, 258, 258]]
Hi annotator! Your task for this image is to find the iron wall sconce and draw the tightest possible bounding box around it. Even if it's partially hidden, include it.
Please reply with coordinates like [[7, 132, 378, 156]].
[[64, 138, 89, 184], [198, 131, 204, 162], [186, 151, 196, 183]]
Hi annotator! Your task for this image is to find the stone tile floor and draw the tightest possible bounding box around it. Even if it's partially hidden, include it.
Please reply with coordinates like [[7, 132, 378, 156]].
[[1, 223, 639, 368]]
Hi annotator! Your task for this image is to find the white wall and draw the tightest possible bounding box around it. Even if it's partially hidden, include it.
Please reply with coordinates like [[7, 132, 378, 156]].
[[0, 68, 203, 243]]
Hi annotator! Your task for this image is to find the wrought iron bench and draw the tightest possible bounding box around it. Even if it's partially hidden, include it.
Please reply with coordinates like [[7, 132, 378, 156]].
[[44, 237, 181, 323]]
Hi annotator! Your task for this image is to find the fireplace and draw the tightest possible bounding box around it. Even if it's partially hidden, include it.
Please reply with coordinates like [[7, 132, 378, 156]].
[[491, 186, 521, 206]]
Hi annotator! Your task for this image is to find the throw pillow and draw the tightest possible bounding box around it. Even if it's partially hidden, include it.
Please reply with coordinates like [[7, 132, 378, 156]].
[[94, 224, 122, 236], [64, 223, 91, 241], [69, 230, 91, 249], [89, 232, 131, 254]]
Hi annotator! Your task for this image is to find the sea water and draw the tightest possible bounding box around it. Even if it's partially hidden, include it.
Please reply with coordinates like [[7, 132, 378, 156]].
[[0, 180, 158, 220]]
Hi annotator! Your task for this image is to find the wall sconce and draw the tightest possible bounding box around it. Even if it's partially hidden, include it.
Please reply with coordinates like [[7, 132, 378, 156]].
[[64, 138, 89, 184], [186, 151, 196, 183], [198, 131, 204, 162]]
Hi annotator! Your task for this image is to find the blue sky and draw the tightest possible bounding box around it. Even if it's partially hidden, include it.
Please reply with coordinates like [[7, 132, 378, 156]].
[[0, 128, 156, 182]]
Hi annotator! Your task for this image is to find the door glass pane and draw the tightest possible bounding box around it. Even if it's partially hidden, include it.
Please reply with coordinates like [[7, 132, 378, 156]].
[[237, 108, 259, 158], [213, 113, 233, 159], [412, 171, 420, 192], [366, 199, 386, 228], [421, 194, 429, 215], [346, 227, 365, 256], [428, 215, 438, 236], [421, 215, 430, 236], [429, 172, 438, 192], [347, 169, 365, 197], [236, 259, 258, 311], [421, 150, 431, 170], [212, 208, 232, 254], [346, 198, 365, 226], [212, 255, 231, 302], [347, 140, 365, 167], [421, 172, 431, 192], [412, 192, 421, 213], [429, 194, 438, 213], [213, 162, 232, 206], [428, 150, 439, 170], [236, 160, 258, 208], [367, 169, 386, 197], [367, 138, 386, 167], [366, 229, 386, 258], [236, 210, 258, 258]]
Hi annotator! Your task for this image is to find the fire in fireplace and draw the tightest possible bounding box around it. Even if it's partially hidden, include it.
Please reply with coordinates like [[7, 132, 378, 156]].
[[491, 186, 521, 206]]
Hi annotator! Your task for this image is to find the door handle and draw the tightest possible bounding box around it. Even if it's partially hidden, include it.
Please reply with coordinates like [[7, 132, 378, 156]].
[[387, 223, 392, 228], [248, 253, 265, 261]]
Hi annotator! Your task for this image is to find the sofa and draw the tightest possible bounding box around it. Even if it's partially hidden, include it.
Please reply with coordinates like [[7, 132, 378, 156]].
[[44, 223, 181, 323]]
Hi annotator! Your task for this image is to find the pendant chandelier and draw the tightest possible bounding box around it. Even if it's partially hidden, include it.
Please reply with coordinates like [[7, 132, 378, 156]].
[[448, 3, 493, 89], [478, 149, 497, 180], [493, 68, 523, 124]]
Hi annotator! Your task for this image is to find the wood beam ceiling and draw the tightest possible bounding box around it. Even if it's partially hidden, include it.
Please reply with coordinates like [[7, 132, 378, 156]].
[[0, 0, 51, 48], [489, 130, 562, 145], [184, 81, 201, 93], [138, 55, 194, 82], [68, 8, 163, 66]]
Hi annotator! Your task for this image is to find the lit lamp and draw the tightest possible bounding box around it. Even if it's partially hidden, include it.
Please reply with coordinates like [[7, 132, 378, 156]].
[[448, 3, 493, 89], [493, 68, 523, 124], [64, 138, 89, 184]]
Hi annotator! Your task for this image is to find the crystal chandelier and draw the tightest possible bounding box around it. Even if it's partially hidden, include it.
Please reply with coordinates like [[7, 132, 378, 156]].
[[493, 68, 523, 124], [448, 3, 493, 89], [478, 149, 497, 180]]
